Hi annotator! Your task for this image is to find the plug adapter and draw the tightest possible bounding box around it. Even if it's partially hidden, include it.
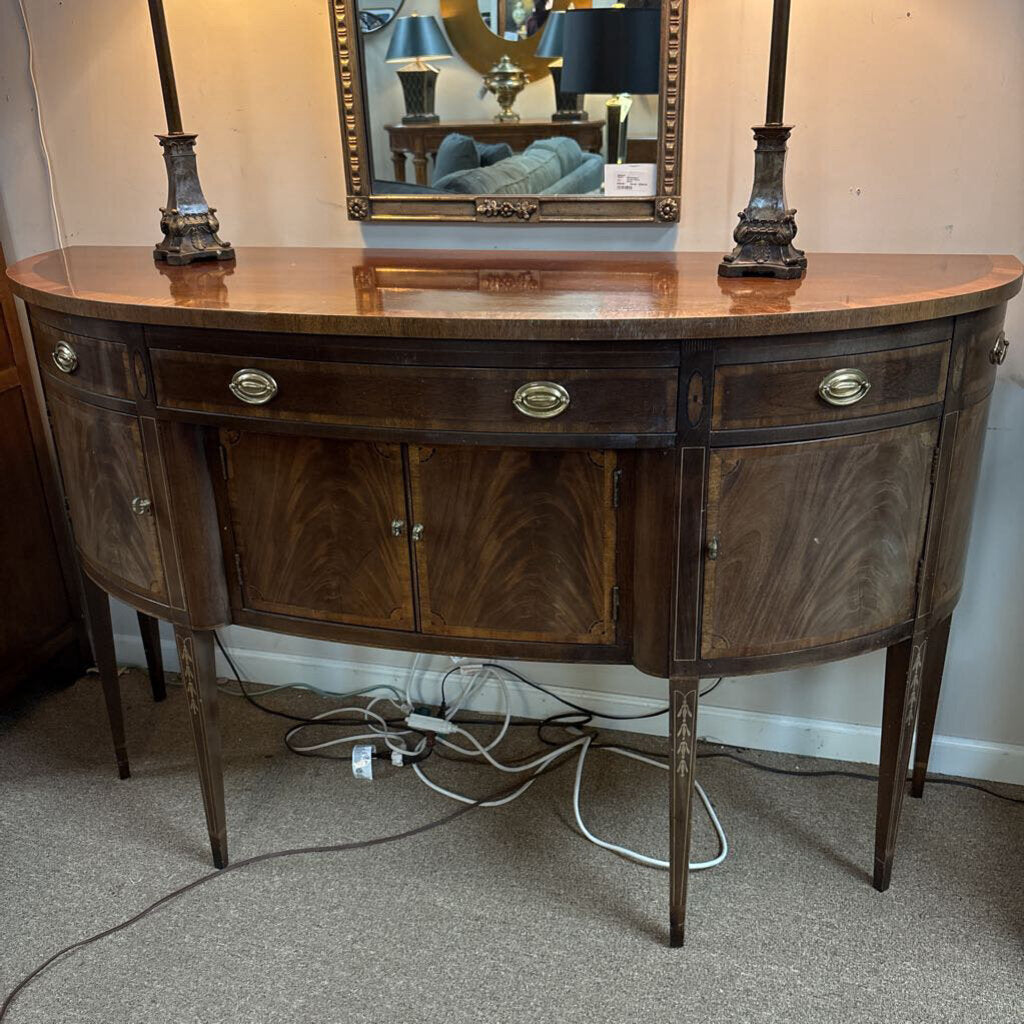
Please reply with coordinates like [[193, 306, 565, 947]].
[[405, 712, 458, 736]]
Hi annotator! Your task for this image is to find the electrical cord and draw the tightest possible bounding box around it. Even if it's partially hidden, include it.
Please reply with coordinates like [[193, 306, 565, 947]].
[[0, 762, 579, 1023], [218, 649, 728, 871], [696, 749, 1024, 806]]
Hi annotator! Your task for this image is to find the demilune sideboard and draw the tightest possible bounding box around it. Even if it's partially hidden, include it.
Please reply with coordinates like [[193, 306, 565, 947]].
[[7, 247, 1021, 946]]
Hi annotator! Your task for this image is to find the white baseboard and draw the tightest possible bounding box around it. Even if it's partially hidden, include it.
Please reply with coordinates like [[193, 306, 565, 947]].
[[112, 633, 1024, 788]]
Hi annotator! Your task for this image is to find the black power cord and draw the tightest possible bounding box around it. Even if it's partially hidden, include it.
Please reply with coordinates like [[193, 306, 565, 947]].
[[0, 752, 583, 1022]]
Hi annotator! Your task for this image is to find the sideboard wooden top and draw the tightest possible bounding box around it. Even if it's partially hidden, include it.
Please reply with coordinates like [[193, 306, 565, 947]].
[[7, 247, 1021, 341]]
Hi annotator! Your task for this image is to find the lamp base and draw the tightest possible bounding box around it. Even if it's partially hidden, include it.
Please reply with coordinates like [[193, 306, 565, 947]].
[[397, 66, 440, 124], [719, 124, 807, 280], [154, 133, 234, 266], [549, 67, 587, 122], [605, 94, 632, 165]]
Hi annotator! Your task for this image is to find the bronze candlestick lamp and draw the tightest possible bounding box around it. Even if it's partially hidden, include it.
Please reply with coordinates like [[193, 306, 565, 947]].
[[148, 0, 234, 265], [719, 0, 807, 280]]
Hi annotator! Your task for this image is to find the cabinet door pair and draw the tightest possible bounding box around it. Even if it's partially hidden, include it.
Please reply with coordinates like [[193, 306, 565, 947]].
[[220, 432, 619, 646]]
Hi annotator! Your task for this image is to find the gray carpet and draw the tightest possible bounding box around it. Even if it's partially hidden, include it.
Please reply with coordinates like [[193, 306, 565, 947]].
[[1, 670, 1022, 1024]]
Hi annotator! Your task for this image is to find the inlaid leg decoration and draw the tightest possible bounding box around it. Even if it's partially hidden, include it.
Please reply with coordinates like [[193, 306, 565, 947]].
[[137, 611, 167, 702], [911, 616, 952, 799], [81, 574, 130, 780], [874, 634, 927, 892], [174, 627, 228, 868], [669, 674, 700, 947]]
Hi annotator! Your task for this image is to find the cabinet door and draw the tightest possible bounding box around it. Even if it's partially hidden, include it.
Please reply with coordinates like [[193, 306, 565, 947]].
[[221, 431, 414, 630], [701, 420, 937, 660], [48, 391, 167, 599], [409, 446, 618, 644]]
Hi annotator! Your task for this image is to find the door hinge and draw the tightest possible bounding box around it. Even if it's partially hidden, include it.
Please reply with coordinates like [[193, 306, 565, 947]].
[[219, 444, 230, 481], [611, 584, 620, 623], [929, 445, 942, 486], [233, 552, 245, 591], [611, 468, 622, 509]]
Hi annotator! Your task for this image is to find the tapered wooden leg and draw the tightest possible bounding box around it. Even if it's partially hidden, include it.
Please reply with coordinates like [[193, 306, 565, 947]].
[[81, 574, 130, 780], [174, 627, 228, 868], [137, 611, 167, 702], [669, 674, 700, 947], [874, 633, 927, 892], [412, 154, 428, 186], [911, 615, 951, 798]]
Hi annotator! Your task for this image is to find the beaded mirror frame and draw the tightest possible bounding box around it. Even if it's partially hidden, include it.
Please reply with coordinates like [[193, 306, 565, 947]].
[[328, 0, 688, 225]]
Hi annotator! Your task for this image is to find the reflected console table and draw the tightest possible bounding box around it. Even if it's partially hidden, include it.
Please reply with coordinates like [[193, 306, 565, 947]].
[[384, 119, 605, 185], [7, 247, 1021, 946]]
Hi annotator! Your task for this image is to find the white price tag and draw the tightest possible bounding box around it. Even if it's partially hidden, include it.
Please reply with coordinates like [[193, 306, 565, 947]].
[[603, 163, 657, 197]]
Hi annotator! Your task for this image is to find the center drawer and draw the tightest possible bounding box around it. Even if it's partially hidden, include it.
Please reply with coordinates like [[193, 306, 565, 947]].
[[149, 349, 678, 435]]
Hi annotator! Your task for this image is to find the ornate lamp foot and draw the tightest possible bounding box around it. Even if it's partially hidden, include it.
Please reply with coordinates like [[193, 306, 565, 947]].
[[719, 124, 807, 280], [154, 133, 235, 266]]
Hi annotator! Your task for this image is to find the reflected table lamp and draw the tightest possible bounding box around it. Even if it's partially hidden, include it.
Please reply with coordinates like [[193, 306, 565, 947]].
[[385, 14, 453, 124], [560, 6, 660, 164], [534, 11, 587, 122]]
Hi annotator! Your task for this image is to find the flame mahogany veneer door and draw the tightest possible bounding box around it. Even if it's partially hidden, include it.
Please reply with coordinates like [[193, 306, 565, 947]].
[[408, 446, 618, 644], [701, 420, 939, 660], [220, 431, 415, 630], [47, 390, 167, 600]]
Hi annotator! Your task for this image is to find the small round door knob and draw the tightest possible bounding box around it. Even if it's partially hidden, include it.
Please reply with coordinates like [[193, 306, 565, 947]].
[[130, 497, 153, 516]]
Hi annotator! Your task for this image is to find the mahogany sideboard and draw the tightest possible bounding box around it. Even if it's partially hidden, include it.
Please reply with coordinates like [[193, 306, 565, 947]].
[[7, 246, 1021, 947]]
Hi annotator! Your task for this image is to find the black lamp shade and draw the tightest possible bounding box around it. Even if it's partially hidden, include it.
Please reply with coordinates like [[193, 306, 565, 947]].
[[385, 15, 452, 62], [560, 8, 661, 95], [534, 10, 565, 61]]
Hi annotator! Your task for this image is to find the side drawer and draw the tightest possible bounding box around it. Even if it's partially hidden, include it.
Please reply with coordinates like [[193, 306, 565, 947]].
[[150, 349, 678, 434], [711, 341, 949, 431], [32, 319, 132, 399]]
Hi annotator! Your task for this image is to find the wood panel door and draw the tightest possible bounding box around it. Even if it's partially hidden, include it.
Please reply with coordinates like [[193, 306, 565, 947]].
[[409, 446, 618, 644], [220, 431, 414, 630], [701, 421, 938, 660], [47, 391, 167, 600]]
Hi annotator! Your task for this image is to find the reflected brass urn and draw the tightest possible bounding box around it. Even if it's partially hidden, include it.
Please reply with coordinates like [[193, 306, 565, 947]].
[[483, 55, 527, 123]]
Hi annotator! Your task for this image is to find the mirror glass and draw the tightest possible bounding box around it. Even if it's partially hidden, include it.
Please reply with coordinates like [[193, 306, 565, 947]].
[[354, 0, 663, 198], [359, 0, 405, 33], [477, 0, 551, 41]]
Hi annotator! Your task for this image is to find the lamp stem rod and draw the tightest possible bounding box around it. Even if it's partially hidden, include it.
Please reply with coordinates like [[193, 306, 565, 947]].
[[148, 0, 183, 134], [765, 0, 791, 125]]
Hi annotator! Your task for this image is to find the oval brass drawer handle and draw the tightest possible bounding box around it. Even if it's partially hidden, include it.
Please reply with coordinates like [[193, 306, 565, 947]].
[[513, 381, 570, 419], [229, 368, 279, 405], [990, 331, 1009, 366], [818, 368, 871, 407], [130, 497, 153, 516], [52, 340, 78, 374]]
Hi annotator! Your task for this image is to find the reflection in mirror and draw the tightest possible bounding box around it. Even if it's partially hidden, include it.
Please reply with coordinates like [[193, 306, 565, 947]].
[[359, 0, 405, 33], [477, 0, 551, 41], [345, 0, 675, 214]]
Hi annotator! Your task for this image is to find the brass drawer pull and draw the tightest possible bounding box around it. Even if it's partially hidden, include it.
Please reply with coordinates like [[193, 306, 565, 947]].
[[52, 340, 78, 374], [706, 535, 719, 561], [391, 519, 406, 537], [229, 368, 279, 405], [513, 381, 570, 419], [818, 368, 871, 407], [130, 497, 153, 516], [411, 523, 424, 541], [990, 331, 1009, 366]]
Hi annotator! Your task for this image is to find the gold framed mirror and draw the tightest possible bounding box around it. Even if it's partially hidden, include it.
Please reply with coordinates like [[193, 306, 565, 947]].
[[328, 0, 687, 224]]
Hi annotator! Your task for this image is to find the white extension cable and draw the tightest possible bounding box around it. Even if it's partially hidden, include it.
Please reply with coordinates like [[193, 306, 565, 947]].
[[282, 658, 728, 872]]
